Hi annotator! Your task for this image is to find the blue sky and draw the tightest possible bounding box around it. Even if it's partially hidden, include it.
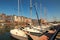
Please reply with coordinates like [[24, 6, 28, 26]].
[[0, 0, 60, 21]]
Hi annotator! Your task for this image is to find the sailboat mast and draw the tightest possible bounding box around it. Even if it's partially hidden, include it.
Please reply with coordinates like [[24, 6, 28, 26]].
[[39, 3, 42, 31], [18, 0, 20, 27], [30, 0, 32, 25], [18, 0, 20, 16], [44, 7, 47, 20], [44, 0, 47, 22], [30, 0, 32, 18], [40, 3, 42, 19]]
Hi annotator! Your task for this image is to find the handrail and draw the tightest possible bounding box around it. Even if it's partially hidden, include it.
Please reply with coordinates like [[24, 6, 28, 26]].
[[50, 28, 60, 40]]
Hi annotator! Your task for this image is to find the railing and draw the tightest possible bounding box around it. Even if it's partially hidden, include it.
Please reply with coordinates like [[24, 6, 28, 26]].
[[50, 28, 60, 40], [40, 25, 60, 40]]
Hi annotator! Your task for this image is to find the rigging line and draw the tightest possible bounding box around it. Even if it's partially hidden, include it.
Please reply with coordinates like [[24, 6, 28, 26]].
[[34, 3, 42, 32], [34, 3, 40, 25]]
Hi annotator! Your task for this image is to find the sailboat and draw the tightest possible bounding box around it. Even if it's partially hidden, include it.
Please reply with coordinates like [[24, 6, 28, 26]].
[[21, 1, 51, 36], [10, 0, 51, 40], [10, 0, 28, 40]]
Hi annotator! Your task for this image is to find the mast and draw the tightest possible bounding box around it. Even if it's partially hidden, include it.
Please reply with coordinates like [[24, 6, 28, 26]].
[[30, 0, 32, 18], [44, 7, 47, 20], [40, 3, 42, 19], [43, 0, 47, 20], [18, 0, 20, 16], [40, 3, 42, 32], [18, 0, 20, 27], [30, 0, 32, 25]]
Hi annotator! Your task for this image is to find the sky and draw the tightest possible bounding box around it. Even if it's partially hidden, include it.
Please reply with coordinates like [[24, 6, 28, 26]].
[[0, 0, 60, 22]]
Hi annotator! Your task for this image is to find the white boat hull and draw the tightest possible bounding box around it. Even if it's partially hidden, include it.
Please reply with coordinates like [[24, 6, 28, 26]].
[[11, 34, 28, 40], [10, 29, 28, 40]]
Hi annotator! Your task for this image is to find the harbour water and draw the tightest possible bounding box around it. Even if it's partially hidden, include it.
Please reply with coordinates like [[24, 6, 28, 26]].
[[0, 32, 18, 40], [0, 25, 19, 40]]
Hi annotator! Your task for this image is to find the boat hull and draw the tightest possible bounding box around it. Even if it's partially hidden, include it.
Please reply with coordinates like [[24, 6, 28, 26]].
[[10, 29, 28, 40], [11, 34, 28, 40]]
